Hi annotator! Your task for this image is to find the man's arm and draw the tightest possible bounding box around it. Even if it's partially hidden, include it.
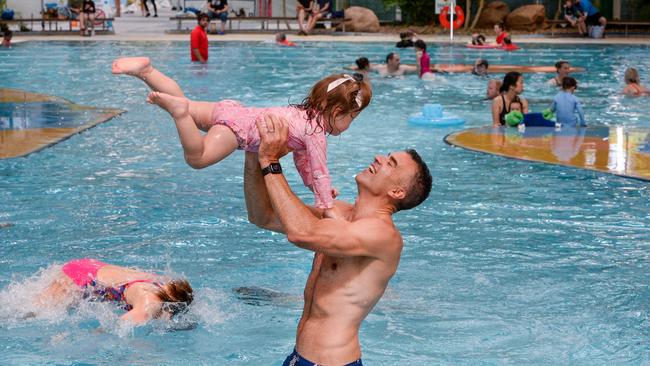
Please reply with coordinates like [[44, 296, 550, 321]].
[[256, 115, 398, 258], [400, 64, 418, 73], [244, 151, 285, 233], [192, 48, 206, 63]]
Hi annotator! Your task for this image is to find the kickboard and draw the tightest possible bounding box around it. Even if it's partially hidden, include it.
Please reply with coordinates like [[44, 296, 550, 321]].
[[444, 125, 650, 181], [0, 88, 125, 159]]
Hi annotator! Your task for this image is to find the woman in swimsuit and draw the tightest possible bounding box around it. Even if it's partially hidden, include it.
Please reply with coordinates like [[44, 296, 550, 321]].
[[38, 259, 193, 325], [623, 67, 650, 96], [492, 71, 528, 126]]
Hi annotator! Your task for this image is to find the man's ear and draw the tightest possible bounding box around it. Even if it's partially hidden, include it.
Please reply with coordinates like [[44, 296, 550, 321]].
[[388, 186, 405, 200]]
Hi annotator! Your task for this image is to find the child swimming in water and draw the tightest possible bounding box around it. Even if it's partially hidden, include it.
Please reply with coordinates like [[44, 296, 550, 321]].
[[112, 57, 372, 210]]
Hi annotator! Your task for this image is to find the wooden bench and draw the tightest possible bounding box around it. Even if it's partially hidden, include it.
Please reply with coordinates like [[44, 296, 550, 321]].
[[546, 18, 650, 37], [169, 15, 345, 33], [0, 17, 115, 34]]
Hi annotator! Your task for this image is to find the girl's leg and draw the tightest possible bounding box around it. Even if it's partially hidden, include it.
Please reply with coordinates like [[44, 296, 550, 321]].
[[148, 92, 238, 169], [112, 57, 185, 98], [150, 0, 158, 16], [113, 57, 215, 131]]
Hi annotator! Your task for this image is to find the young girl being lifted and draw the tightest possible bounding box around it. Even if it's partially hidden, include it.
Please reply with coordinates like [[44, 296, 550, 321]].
[[112, 57, 372, 215]]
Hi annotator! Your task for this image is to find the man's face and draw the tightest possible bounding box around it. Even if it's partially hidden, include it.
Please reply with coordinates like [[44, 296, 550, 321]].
[[199, 17, 209, 29], [475, 64, 487, 75], [388, 55, 400, 68], [356, 151, 418, 199]]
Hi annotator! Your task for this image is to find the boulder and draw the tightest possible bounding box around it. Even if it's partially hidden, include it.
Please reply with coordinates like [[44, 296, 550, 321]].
[[474, 1, 509, 29], [339, 6, 380, 33], [506, 4, 546, 31]]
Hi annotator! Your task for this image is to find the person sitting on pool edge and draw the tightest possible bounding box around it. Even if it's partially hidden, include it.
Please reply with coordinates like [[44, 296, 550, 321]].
[[472, 58, 489, 76], [243, 114, 432, 366], [492, 71, 529, 126], [346, 53, 417, 77], [35, 258, 193, 325], [563, 0, 587, 36], [550, 76, 586, 126], [574, 0, 606, 38], [548, 60, 571, 86], [623, 67, 650, 96]]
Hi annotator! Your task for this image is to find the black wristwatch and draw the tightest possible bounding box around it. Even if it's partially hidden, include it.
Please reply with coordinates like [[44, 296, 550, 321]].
[[261, 162, 283, 176]]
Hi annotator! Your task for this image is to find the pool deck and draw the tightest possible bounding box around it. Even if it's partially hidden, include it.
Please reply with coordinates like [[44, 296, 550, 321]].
[[11, 7, 650, 45]]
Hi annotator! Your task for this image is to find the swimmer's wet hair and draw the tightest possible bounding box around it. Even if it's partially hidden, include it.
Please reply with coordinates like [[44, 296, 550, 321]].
[[386, 52, 396, 63], [156, 279, 194, 317], [276, 33, 287, 41], [624, 67, 640, 84], [355, 57, 370, 70], [395, 149, 432, 212], [500, 71, 522, 93], [292, 73, 372, 134], [555, 60, 569, 71], [414, 39, 426, 51]]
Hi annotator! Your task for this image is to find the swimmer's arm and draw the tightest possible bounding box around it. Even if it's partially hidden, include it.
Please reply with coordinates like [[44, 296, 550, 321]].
[[120, 308, 150, 325], [575, 100, 586, 126], [491, 97, 501, 126], [401, 64, 418, 73]]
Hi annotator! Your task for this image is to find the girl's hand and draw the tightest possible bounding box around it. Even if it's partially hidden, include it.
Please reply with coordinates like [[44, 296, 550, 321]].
[[330, 187, 339, 199]]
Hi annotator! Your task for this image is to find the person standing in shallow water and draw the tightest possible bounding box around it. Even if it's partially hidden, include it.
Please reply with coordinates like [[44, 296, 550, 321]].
[[244, 113, 432, 366], [190, 13, 209, 63]]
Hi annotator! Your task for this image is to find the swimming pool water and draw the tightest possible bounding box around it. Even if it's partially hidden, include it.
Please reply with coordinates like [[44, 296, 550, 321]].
[[1, 41, 649, 365]]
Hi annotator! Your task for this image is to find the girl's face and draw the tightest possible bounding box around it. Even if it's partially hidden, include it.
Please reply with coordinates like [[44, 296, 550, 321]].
[[327, 110, 357, 136], [510, 102, 522, 112]]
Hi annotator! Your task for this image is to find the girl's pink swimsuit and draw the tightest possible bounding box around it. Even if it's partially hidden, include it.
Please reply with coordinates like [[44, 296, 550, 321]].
[[211, 100, 333, 209]]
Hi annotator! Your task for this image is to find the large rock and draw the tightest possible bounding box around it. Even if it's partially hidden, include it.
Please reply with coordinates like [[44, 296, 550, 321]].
[[506, 4, 546, 31], [340, 6, 380, 33], [475, 1, 510, 29]]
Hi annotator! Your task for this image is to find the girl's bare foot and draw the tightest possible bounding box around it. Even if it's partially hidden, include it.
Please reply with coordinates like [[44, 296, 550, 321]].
[[147, 92, 189, 119], [112, 57, 153, 78]]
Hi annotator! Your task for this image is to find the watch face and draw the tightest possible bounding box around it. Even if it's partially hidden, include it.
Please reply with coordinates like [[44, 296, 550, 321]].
[[269, 163, 282, 173]]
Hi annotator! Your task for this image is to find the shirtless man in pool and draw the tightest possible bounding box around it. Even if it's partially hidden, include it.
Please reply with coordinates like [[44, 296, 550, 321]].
[[348, 52, 418, 77], [244, 114, 432, 365]]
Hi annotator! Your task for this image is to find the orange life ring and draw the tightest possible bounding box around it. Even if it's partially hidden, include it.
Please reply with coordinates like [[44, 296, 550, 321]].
[[439, 6, 465, 30]]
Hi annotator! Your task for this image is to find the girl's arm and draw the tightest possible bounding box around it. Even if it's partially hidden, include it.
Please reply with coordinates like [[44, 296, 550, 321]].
[[302, 133, 334, 209]]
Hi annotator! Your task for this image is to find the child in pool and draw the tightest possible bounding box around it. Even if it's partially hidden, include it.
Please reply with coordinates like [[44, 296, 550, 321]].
[[112, 57, 372, 212], [550, 76, 586, 126], [414, 39, 433, 79], [623, 67, 650, 96]]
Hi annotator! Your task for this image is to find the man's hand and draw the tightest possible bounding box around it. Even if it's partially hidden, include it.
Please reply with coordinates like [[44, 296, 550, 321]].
[[256, 113, 291, 167]]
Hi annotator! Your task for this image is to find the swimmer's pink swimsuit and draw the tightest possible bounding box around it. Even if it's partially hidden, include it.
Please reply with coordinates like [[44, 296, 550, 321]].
[[211, 101, 333, 209], [419, 52, 431, 77], [62, 259, 161, 310]]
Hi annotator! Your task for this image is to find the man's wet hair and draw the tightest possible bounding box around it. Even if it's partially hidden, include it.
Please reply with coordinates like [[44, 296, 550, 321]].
[[386, 52, 396, 63], [396, 149, 432, 212], [197, 13, 209, 22], [477, 59, 489, 69]]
